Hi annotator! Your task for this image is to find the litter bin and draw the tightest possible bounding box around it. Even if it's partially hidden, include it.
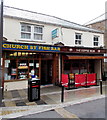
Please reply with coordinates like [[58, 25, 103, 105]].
[[28, 78, 40, 102]]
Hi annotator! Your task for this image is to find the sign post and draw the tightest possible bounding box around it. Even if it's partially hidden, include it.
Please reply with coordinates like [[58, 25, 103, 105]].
[[0, 0, 3, 106]]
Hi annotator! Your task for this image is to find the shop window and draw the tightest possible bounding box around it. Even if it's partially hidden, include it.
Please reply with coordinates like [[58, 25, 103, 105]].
[[75, 33, 82, 45], [64, 60, 71, 74], [4, 51, 41, 81], [93, 36, 99, 46], [4, 60, 17, 80], [18, 60, 29, 79], [89, 60, 95, 73], [5, 52, 40, 59], [21, 23, 43, 41], [80, 62, 87, 74], [5, 52, 18, 59], [72, 62, 79, 74], [29, 60, 39, 78], [72, 62, 79, 68], [71, 60, 88, 74]]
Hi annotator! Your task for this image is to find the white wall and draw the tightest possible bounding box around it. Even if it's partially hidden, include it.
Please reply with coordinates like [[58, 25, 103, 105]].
[[4, 17, 104, 47], [4, 17, 61, 45], [61, 28, 104, 47], [4, 18, 20, 41]]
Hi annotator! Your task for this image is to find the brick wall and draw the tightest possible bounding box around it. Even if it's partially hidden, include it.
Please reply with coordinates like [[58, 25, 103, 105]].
[[88, 21, 105, 32], [87, 20, 107, 49], [87, 20, 107, 73]]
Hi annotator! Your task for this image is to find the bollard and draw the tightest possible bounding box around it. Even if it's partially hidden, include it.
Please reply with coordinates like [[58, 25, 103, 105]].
[[61, 85, 64, 102], [100, 80, 102, 95]]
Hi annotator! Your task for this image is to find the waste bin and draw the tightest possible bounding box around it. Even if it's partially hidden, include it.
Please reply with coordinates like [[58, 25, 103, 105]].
[[28, 78, 40, 102]]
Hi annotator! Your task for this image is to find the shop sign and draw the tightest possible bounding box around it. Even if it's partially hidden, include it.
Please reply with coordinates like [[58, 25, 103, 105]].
[[68, 48, 105, 53], [52, 28, 58, 39], [2, 43, 60, 52], [69, 48, 104, 53]]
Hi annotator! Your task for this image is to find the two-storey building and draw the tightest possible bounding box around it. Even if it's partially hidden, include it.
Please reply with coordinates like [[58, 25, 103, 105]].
[[2, 6, 105, 87]]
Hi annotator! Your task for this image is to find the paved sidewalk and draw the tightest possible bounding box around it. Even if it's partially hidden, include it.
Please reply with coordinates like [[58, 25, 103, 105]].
[[1, 95, 105, 119], [18, 97, 105, 119], [0, 81, 106, 119]]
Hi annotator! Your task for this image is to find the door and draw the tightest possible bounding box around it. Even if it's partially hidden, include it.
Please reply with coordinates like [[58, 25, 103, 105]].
[[41, 60, 53, 85]]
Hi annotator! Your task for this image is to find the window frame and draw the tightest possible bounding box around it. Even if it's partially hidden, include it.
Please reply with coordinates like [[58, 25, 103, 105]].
[[21, 24, 31, 40], [93, 35, 99, 46], [20, 23, 43, 41], [33, 26, 43, 40], [75, 33, 82, 45]]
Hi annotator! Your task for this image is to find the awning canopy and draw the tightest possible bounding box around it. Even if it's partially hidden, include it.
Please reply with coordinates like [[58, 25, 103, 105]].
[[67, 56, 104, 59]]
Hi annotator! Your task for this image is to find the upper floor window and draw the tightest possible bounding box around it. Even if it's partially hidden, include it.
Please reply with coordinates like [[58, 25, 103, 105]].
[[21, 24, 31, 39], [93, 36, 99, 46], [34, 26, 43, 40], [21, 23, 43, 41], [75, 33, 82, 45]]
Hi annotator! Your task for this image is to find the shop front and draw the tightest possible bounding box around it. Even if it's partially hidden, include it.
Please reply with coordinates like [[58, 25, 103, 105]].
[[2, 42, 106, 89], [2, 42, 60, 86], [60, 47, 105, 88]]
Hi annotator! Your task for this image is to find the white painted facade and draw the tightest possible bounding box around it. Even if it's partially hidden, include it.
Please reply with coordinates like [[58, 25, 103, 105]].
[[2, 6, 105, 86], [3, 6, 104, 48]]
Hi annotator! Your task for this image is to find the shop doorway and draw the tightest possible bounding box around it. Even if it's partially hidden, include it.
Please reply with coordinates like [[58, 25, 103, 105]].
[[41, 60, 53, 85]]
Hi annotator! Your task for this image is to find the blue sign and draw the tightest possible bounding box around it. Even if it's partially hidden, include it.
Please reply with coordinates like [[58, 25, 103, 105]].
[[52, 28, 58, 39], [2, 43, 60, 52]]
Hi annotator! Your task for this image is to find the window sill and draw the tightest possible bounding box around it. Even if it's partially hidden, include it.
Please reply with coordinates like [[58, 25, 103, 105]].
[[18, 39, 46, 43], [75, 45, 83, 47]]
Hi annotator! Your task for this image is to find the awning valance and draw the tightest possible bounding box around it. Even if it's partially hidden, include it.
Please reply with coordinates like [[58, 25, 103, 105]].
[[67, 56, 104, 59]]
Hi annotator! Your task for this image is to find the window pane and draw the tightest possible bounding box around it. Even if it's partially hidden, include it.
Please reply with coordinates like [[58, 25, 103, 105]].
[[75, 33, 82, 45], [93, 36, 99, 46], [79, 40, 81, 44], [21, 25, 31, 32], [76, 35, 78, 39], [21, 33, 31, 39], [94, 36, 99, 41], [34, 34, 42, 40], [75, 34, 81, 40], [75, 40, 78, 44], [34, 27, 42, 33], [94, 42, 98, 46], [34, 27, 38, 32], [79, 35, 81, 39], [94, 37, 98, 41]]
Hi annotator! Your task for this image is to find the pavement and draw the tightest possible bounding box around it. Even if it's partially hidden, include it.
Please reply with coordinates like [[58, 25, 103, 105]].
[[0, 80, 107, 119], [19, 97, 106, 119]]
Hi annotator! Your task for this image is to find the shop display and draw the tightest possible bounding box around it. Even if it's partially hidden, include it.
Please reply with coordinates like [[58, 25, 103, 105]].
[[18, 62, 28, 79], [11, 68, 17, 75]]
